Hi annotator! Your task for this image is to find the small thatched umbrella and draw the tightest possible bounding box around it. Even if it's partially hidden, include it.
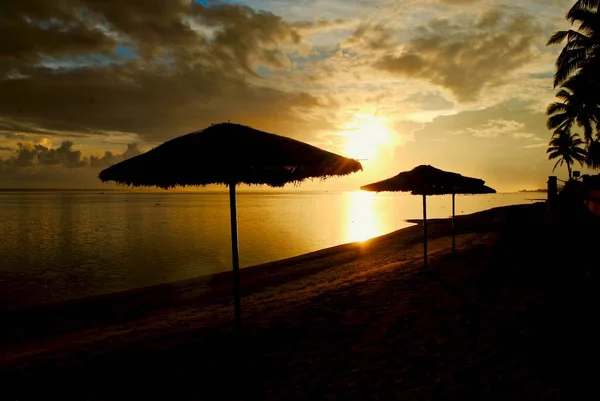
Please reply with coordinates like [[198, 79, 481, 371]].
[[360, 165, 493, 266], [99, 123, 362, 333]]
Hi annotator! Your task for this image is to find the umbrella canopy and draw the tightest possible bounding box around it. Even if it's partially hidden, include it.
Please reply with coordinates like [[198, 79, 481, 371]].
[[99, 123, 362, 188], [360, 165, 485, 195], [99, 122, 362, 335], [360, 165, 494, 265]]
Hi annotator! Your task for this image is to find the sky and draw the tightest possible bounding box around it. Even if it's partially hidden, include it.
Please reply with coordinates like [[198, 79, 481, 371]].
[[0, 0, 590, 191]]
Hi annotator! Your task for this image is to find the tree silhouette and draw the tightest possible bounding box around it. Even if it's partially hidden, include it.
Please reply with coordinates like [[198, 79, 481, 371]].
[[547, 0, 600, 168], [547, 3, 600, 88], [546, 76, 598, 141], [547, 129, 587, 179]]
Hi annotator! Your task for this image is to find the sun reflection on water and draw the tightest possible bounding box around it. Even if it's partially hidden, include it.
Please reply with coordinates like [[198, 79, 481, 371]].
[[345, 190, 380, 243]]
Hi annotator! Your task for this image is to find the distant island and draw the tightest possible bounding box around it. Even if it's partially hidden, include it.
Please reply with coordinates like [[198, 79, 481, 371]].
[[519, 189, 547, 193]]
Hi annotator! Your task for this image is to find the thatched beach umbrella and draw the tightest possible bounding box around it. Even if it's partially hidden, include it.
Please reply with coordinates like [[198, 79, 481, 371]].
[[99, 123, 362, 333], [360, 165, 493, 266]]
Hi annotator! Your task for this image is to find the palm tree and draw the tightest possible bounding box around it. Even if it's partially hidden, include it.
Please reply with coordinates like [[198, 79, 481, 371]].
[[547, 0, 600, 169], [546, 75, 599, 142], [547, 129, 587, 179], [547, 1, 600, 88]]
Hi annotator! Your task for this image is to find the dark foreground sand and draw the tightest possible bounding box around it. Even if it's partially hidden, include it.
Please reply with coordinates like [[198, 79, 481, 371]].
[[0, 202, 598, 400]]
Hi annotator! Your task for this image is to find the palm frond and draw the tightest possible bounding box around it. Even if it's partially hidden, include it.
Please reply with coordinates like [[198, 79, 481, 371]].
[[547, 149, 562, 159], [547, 113, 573, 130], [569, 1, 600, 17], [554, 48, 588, 86], [552, 159, 563, 172], [547, 30, 570, 45], [567, 29, 593, 42], [556, 47, 587, 70], [554, 89, 574, 102], [580, 117, 594, 141], [571, 11, 600, 35], [546, 102, 569, 115]]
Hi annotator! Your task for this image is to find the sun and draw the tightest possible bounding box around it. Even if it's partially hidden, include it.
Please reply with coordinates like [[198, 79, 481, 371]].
[[342, 115, 394, 161]]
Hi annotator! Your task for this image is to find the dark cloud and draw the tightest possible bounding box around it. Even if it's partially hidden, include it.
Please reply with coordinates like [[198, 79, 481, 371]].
[[4, 141, 86, 168], [193, 2, 302, 72], [0, 0, 116, 76], [0, 118, 97, 138], [89, 143, 141, 167], [0, 1, 318, 144], [373, 10, 542, 102], [0, 141, 140, 176]]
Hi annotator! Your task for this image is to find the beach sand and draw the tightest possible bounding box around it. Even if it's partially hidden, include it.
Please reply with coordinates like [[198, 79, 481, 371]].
[[0, 202, 597, 400]]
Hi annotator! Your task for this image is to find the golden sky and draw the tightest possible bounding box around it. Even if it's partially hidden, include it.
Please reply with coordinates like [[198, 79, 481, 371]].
[[0, 0, 589, 191]]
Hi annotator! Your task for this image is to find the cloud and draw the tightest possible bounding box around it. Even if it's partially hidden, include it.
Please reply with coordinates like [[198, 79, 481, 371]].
[[0, 1, 116, 77], [342, 23, 396, 51], [512, 132, 537, 139], [291, 18, 354, 34], [0, 141, 141, 176], [416, 101, 551, 141], [391, 120, 424, 144], [2, 140, 86, 169], [0, 117, 98, 139], [373, 9, 543, 102], [89, 143, 142, 168], [524, 142, 548, 149], [404, 92, 455, 112], [446, 119, 527, 138], [0, 0, 578, 190], [439, 0, 480, 3], [0, 0, 320, 145]]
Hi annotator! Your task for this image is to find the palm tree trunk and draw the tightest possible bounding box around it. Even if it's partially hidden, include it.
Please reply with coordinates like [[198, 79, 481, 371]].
[[567, 163, 572, 180]]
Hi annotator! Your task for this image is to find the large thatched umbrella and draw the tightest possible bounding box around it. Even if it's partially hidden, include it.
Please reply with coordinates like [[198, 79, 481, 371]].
[[360, 165, 493, 266], [99, 123, 362, 333]]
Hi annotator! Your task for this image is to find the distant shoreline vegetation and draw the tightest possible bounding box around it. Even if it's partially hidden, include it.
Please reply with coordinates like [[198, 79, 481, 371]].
[[518, 189, 547, 193]]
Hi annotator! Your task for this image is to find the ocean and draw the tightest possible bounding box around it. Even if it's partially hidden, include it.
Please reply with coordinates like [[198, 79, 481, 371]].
[[0, 190, 540, 310]]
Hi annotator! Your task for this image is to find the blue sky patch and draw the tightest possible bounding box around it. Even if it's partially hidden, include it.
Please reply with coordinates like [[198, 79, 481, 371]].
[[114, 46, 137, 59]]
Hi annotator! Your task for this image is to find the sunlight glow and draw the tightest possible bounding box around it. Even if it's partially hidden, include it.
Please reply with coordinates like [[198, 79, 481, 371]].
[[342, 114, 394, 161], [345, 190, 380, 243]]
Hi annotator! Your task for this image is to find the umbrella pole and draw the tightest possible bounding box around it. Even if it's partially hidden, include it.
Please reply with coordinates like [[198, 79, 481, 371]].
[[229, 183, 242, 337], [423, 193, 427, 268], [452, 192, 456, 254]]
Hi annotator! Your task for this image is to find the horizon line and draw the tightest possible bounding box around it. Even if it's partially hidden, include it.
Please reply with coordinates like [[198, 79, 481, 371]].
[[0, 187, 538, 195]]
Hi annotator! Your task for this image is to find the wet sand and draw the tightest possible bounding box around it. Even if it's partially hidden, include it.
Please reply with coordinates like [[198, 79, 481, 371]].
[[0, 202, 597, 400]]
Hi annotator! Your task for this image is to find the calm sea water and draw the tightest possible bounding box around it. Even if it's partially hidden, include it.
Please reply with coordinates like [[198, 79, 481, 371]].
[[0, 190, 539, 310]]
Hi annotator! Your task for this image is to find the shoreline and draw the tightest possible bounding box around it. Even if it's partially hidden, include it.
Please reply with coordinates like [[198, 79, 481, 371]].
[[0, 203, 542, 348]]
